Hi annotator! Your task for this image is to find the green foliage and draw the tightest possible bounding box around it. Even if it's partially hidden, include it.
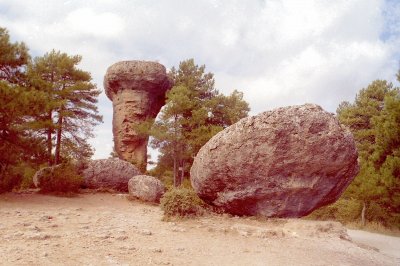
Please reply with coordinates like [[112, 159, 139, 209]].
[[145, 59, 249, 185], [0, 162, 38, 192], [0, 27, 30, 84], [337, 80, 396, 159], [328, 75, 400, 229], [0, 169, 22, 193], [28, 50, 103, 164], [0, 27, 49, 188], [306, 198, 362, 223], [160, 187, 205, 217], [0, 27, 101, 193], [37, 163, 83, 193]]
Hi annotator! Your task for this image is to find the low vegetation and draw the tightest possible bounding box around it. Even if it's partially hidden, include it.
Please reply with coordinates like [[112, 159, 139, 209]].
[[160, 187, 205, 218], [37, 163, 83, 193]]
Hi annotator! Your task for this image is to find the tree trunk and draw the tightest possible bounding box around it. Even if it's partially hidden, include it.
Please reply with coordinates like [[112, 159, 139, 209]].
[[361, 201, 366, 226], [173, 156, 177, 188], [47, 111, 53, 165], [181, 160, 185, 185], [54, 114, 63, 165], [173, 114, 178, 188]]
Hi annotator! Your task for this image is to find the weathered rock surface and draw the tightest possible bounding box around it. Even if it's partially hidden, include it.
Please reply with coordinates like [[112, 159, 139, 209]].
[[190, 104, 359, 217], [128, 175, 165, 203], [104, 61, 172, 172], [82, 158, 140, 192]]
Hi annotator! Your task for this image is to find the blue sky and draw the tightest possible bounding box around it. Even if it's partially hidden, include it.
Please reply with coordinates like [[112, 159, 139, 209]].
[[1, 0, 399, 161]]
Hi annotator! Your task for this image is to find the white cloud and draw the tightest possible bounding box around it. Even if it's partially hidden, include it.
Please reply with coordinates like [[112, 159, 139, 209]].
[[65, 8, 125, 38], [0, 0, 399, 160]]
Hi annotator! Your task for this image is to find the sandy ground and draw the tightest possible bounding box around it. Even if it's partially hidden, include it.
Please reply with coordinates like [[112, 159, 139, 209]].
[[0, 192, 398, 266], [347, 229, 400, 260]]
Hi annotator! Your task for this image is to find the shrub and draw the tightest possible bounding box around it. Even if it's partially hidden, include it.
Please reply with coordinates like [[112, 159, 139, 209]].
[[306, 198, 362, 223], [0, 171, 21, 193], [37, 163, 83, 193], [0, 162, 37, 192], [160, 187, 205, 218], [14, 163, 37, 189]]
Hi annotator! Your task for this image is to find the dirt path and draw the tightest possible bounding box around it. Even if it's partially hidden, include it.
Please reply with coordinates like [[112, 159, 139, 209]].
[[347, 229, 400, 260], [0, 192, 398, 266]]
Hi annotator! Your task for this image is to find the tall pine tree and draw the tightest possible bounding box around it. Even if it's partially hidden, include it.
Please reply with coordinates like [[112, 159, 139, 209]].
[[337, 77, 400, 226], [28, 50, 103, 164], [0, 27, 48, 190], [146, 59, 249, 186]]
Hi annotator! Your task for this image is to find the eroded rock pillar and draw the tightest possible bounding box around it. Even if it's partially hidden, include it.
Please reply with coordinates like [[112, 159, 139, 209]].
[[104, 61, 171, 172]]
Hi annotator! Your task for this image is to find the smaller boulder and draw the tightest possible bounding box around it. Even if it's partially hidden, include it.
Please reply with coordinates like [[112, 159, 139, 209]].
[[82, 158, 141, 192], [128, 175, 165, 203]]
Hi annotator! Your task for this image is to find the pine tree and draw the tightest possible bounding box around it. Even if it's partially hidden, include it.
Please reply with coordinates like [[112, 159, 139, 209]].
[[0, 27, 29, 84], [147, 59, 249, 186], [28, 50, 103, 164], [0, 27, 48, 189], [337, 78, 400, 226]]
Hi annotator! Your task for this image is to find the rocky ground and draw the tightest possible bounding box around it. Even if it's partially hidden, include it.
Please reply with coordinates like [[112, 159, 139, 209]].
[[0, 192, 398, 266]]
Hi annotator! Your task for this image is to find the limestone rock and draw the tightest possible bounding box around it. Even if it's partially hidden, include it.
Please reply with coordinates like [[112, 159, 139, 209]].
[[190, 104, 359, 217], [128, 175, 165, 203], [104, 61, 172, 172], [82, 158, 140, 192]]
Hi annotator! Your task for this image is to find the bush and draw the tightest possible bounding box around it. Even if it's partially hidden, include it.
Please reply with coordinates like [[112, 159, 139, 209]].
[[14, 163, 37, 189], [37, 163, 83, 193], [160, 187, 205, 218], [306, 198, 362, 224], [0, 171, 21, 193], [0, 162, 38, 192]]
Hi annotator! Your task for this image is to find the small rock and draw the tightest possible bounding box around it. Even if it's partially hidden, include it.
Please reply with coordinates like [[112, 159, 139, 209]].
[[27, 233, 53, 240], [138, 229, 152, 236], [115, 194, 128, 199], [29, 225, 41, 232], [116, 235, 128, 240], [171, 227, 186, 232], [96, 234, 111, 239], [150, 248, 162, 253], [40, 215, 53, 221]]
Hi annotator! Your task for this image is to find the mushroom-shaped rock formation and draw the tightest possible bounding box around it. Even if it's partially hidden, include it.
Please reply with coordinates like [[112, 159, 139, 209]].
[[104, 61, 171, 172], [190, 104, 359, 217]]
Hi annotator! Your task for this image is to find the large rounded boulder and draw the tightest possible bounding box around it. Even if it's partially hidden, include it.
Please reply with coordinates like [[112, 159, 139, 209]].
[[81, 158, 140, 191], [190, 104, 359, 217]]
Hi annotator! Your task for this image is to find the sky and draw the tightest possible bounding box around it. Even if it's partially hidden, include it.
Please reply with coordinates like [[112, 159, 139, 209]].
[[1, 0, 399, 161]]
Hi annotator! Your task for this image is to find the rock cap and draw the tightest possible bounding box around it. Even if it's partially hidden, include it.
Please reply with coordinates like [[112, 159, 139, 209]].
[[104, 60, 171, 100]]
